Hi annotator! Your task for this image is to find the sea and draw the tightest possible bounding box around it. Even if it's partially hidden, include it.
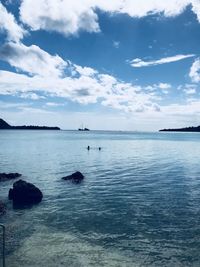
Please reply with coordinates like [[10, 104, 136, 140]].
[[0, 130, 200, 267]]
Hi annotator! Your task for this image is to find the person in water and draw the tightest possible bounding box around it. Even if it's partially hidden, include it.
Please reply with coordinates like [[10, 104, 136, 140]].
[[87, 146, 101, 150]]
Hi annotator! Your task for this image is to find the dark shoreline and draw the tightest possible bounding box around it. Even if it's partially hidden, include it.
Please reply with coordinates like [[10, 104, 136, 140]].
[[159, 126, 200, 132], [0, 118, 60, 130]]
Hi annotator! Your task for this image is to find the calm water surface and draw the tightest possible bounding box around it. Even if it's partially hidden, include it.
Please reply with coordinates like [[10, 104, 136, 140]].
[[0, 130, 200, 267]]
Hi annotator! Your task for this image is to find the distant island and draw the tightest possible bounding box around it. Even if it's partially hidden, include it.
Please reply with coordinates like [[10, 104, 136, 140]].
[[159, 125, 200, 132], [0, 118, 60, 130]]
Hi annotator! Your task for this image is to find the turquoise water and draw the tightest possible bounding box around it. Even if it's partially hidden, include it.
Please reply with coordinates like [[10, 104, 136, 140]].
[[0, 130, 200, 267]]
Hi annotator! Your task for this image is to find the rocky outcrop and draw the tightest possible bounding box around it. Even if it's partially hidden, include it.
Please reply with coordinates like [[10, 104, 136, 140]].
[[9, 179, 43, 206], [62, 171, 84, 183], [0, 201, 6, 216], [0, 173, 22, 182]]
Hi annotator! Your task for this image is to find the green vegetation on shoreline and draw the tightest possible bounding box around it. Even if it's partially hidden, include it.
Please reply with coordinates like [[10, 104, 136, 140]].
[[0, 118, 60, 130], [159, 126, 200, 132]]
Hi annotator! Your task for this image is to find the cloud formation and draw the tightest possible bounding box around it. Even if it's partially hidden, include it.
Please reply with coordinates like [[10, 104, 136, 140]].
[[20, 0, 100, 36], [19, 0, 200, 37], [189, 58, 200, 83], [0, 68, 160, 113], [0, 23, 161, 115], [129, 55, 195, 68], [0, 37, 197, 116], [0, 0, 200, 127], [158, 83, 171, 90], [0, 2, 26, 42], [0, 39, 160, 115], [0, 42, 67, 77]]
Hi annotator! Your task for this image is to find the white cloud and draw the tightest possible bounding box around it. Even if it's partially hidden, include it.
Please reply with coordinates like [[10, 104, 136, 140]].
[[191, 0, 200, 22], [73, 64, 97, 77], [158, 83, 171, 90], [0, 2, 26, 42], [184, 88, 196, 94], [18, 0, 200, 37], [113, 41, 120, 48], [145, 83, 171, 92], [179, 84, 197, 94], [20, 92, 45, 100], [129, 54, 195, 68], [189, 58, 200, 83], [116, 0, 190, 17], [20, 0, 100, 37], [0, 66, 159, 114], [46, 102, 64, 107], [162, 100, 200, 115], [17, 106, 55, 115], [0, 101, 30, 109], [0, 42, 67, 77], [0, 37, 197, 119]]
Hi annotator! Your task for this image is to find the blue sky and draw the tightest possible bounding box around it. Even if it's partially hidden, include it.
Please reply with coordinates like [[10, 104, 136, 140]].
[[0, 0, 200, 131]]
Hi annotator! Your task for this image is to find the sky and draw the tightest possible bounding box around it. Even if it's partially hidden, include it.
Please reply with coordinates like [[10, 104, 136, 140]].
[[0, 0, 200, 131]]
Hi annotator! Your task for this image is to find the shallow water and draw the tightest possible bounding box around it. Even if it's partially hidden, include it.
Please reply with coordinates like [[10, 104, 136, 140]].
[[0, 130, 200, 267]]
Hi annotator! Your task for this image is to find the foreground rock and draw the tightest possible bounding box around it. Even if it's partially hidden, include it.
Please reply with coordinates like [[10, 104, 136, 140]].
[[62, 171, 84, 183], [9, 179, 43, 206], [0, 172, 21, 182], [0, 201, 6, 216]]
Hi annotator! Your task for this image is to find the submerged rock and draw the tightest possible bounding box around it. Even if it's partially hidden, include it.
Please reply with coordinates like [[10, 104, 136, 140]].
[[0, 172, 21, 182], [62, 171, 84, 183], [9, 179, 43, 206], [0, 201, 6, 216]]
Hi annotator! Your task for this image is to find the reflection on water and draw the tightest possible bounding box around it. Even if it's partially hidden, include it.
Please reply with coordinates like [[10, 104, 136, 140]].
[[0, 130, 200, 266]]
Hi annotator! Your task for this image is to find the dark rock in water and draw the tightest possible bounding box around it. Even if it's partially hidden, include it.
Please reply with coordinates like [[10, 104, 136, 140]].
[[0, 201, 6, 216], [8, 189, 13, 200], [62, 171, 84, 183], [0, 172, 22, 182], [8, 179, 43, 206]]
